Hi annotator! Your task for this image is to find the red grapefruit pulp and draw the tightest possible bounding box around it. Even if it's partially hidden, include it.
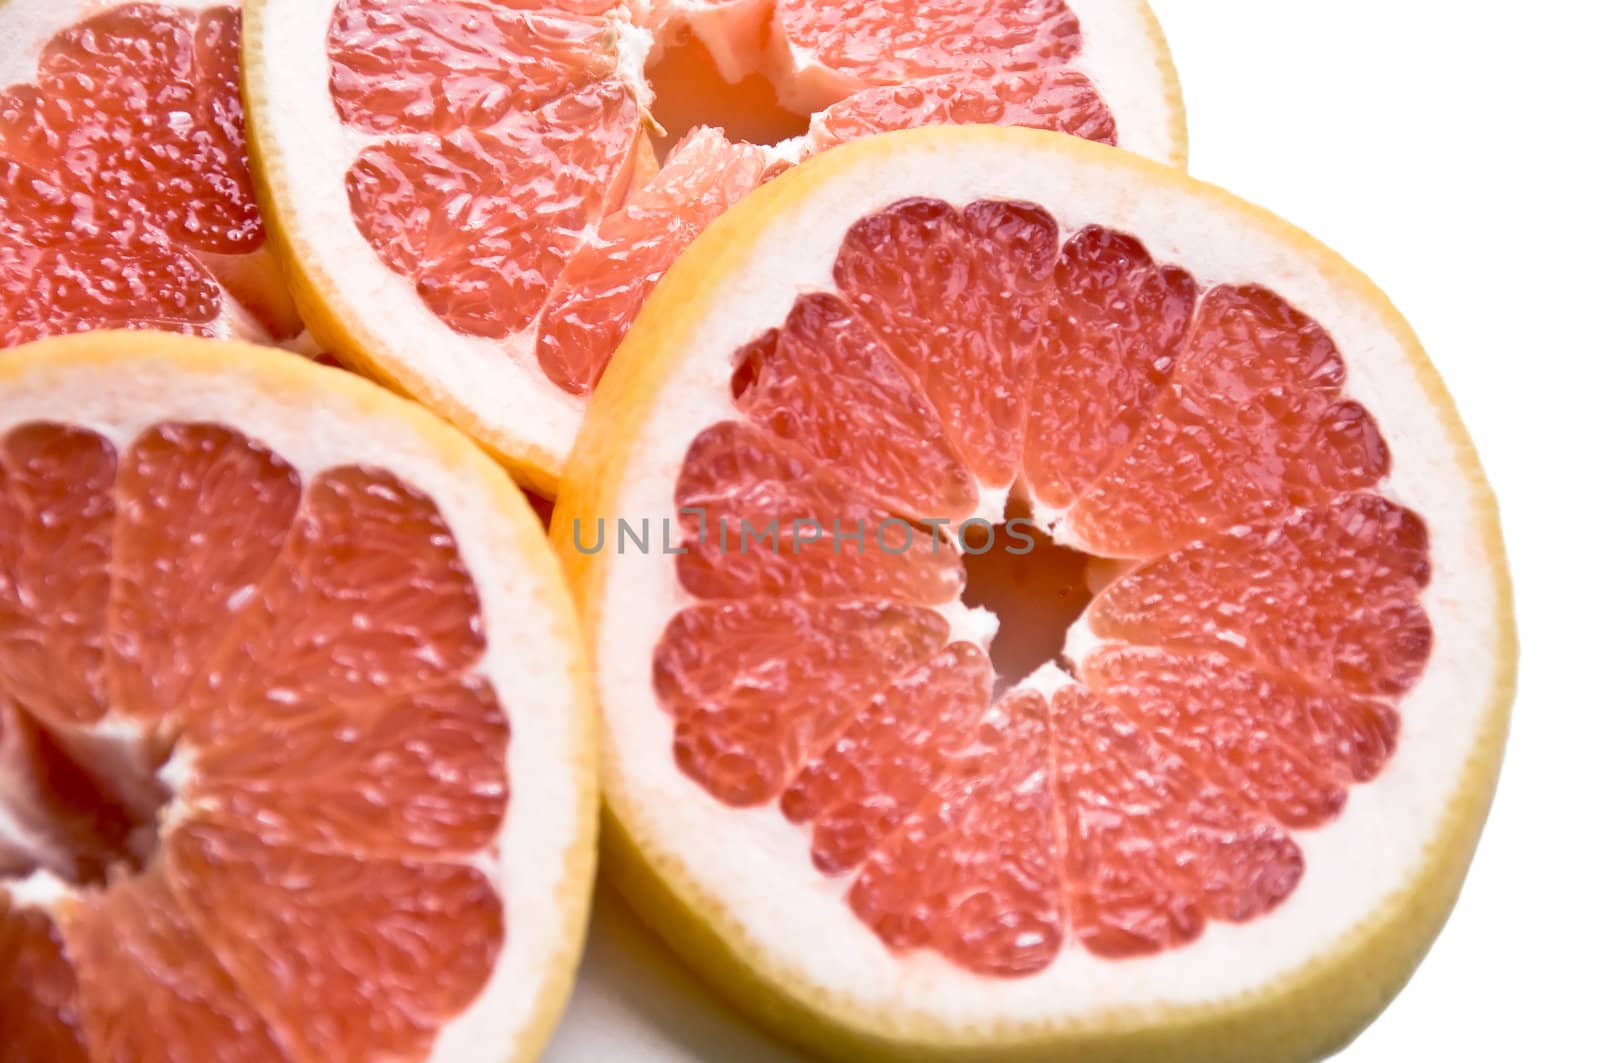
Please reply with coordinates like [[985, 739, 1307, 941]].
[[0, 1, 301, 346]]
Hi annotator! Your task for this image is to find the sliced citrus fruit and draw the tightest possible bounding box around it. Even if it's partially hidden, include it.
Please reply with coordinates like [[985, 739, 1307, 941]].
[[555, 126, 1516, 1061], [0, 0, 304, 348], [243, 0, 1184, 492], [0, 331, 594, 1061]]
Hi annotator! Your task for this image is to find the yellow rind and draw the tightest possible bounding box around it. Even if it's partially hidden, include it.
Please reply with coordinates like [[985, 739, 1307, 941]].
[[1133, 0, 1188, 170], [0, 329, 600, 1063], [239, 0, 1186, 496], [554, 125, 1516, 1062]]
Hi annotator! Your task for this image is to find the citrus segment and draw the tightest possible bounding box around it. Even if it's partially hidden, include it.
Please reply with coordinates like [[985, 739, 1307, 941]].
[[733, 293, 977, 517], [1022, 226, 1197, 508], [654, 599, 948, 807], [105, 423, 302, 725], [1064, 285, 1391, 557], [1051, 687, 1303, 960], [806, 67, 1115, 152], [782, 642, 992, 875], [62, 875, 290, 1063], [0, 898, 88, 1062], [165, 817, 502, 1062], [344, 80, 642, 339], [327, 0, 617, 134], [181, 462, 487, 746], [249, 0, 1185, 487], [0, 425, 116, 729], [1087, 495, 1433, 698], [1083, 649, 1398, 827], [672, 421, 962, 603], [195, 677, 509, 859], [832, 198, 1059, 488], [844, 686, 1061, 975], [557, 129, 1514, 1060], [771, 0, 1083, 102], [535, 126, 775, 394], [26, 5, 258, 256], [0, 2, 301, 346], [0, 334, 595, 1062]]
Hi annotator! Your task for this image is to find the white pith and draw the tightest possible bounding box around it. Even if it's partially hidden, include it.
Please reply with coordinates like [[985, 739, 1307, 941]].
[[0, 347, 590, 1063], [1066, 0, 1182, 163], [248, 0, 1183, 479], [588, 139, 1504, 1026]]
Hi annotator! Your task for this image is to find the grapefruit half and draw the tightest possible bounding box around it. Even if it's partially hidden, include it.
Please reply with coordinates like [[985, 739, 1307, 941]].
[[0, 0, 303, 348], [242, 0, 1184, 493], [555, 127, 1516, 1061], [0, 332, 595, 1061]]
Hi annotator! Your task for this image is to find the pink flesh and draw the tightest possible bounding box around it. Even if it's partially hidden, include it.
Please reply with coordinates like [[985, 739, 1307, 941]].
[[534, 127, 775, 394], [0, 5, 299, 345], [775, 0, 1083, 85], [808, 66, 1115, 152]]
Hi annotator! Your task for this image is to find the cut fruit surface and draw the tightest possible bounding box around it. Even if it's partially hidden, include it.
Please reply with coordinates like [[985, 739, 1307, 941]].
[[555, 127, 1515, 1061], [244, 0, 1184, 492], [0, 0, 304, 348], [0, 332, 595, 1063]]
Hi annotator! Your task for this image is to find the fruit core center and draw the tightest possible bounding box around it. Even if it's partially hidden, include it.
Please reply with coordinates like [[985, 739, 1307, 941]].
[[959, 495, 1100, 694], [646, 34, 812, 157], [0, 718, 172, 889]]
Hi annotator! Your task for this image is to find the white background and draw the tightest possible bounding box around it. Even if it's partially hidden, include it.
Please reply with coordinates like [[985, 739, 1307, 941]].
[[548, 1, 1600, 1058]]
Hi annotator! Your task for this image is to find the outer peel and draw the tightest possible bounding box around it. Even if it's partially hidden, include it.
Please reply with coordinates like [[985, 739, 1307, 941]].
[[0, 331, 600, 1063], [554, 126, 1516, 1062]]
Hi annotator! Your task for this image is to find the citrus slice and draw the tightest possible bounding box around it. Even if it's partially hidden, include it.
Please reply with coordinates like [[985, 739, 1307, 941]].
[[0, 0, 304, 348], [243, 0, 1184, 492], [0, 331, 595, 1062], [555, 127, 1516, 1061]]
